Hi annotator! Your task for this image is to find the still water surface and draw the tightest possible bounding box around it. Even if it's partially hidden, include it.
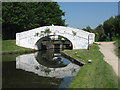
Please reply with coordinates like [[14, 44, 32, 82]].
[[2, 49, 80, 89]]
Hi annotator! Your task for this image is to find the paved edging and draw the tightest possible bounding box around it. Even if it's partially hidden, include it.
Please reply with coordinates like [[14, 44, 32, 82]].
[[61, 52, 85, 66]]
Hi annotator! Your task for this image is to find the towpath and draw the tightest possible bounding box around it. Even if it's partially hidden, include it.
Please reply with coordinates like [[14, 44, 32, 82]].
[[96, 42, 118, 76]]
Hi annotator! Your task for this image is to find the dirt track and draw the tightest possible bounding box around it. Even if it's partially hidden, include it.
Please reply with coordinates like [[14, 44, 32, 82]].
[[96, 42, 118, 76]]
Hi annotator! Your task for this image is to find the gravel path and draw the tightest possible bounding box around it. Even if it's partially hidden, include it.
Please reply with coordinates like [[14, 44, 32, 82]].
[[96, 42, 118, 76]]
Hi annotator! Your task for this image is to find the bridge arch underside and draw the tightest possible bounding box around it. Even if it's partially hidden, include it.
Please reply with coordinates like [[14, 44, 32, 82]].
[[34, 34, 88, 50], [35, 35, 73, 50], [16, 26, 95, 50]]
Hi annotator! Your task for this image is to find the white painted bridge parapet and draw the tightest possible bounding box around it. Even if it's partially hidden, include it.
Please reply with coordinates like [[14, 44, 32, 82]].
[[16, 25, 95, 50]]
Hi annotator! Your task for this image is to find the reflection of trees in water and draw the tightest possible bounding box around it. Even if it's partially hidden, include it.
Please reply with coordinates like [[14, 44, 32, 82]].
[[35, 50, 67, 68], [2, 61, 63, 88]]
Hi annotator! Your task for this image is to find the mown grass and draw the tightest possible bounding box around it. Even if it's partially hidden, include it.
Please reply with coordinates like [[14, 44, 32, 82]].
[[2, 40, 31, 52], [63, 43, 118, 88]]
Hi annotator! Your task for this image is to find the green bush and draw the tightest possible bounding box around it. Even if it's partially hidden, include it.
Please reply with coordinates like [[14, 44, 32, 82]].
[[114, 40, 120, 58]]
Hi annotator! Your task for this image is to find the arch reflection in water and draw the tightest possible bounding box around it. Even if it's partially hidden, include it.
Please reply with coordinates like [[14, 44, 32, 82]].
[[16, 51, 80, 78]]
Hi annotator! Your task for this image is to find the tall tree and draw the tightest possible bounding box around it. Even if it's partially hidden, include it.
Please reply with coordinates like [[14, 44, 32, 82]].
[[95, 24, 106, 41], [103, 15, 120, 40], [82, 26, 94, 33], [113, 15, 120, 38], [103, 17, 115, 41], [2, 2, 65, 39]]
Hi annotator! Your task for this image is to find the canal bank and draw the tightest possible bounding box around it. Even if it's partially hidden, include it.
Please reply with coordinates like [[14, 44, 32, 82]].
[[61, 52, 85, 66], [1, 40, 72, 55], [2, 40, 118, 88], [2, 40, 81, 88], [1, 49, 37, 55], [63, 43, 118, 88], [2, 48, 80, 88], [1, 40, 37, 55]]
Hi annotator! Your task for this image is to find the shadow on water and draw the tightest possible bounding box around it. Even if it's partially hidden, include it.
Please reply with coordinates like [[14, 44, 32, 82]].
[[2, 49, 80, 89]]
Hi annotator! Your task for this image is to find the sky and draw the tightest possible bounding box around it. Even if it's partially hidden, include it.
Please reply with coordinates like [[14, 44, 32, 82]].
[[57, 2, 118, 29]]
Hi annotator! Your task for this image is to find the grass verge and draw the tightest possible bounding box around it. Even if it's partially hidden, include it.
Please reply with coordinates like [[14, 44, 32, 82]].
[[63, 43, 118, 88], [2, 40, 32, 52]]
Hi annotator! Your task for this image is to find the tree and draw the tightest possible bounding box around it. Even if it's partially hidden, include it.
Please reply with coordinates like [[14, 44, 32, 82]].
[[95, 24, 107, 41], [103, 17, 115, 41], [103, 15, 120, 40], [83, 25, 107, 41], [82, 15, 120, 41], [2, 2, 65, 39], [112, 15, 120, 39], [82, 26, 94, 33]]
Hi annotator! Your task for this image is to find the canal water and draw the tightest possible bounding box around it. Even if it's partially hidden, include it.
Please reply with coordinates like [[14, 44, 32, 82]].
[[2, 49, 80, 89]]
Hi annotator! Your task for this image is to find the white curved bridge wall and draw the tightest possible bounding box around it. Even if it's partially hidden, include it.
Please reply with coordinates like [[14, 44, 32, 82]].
[[16, 25, 95, 50]]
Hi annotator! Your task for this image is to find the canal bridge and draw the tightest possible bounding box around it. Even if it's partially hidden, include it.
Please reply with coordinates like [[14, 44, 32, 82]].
[[16, 25, 95, 50]]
